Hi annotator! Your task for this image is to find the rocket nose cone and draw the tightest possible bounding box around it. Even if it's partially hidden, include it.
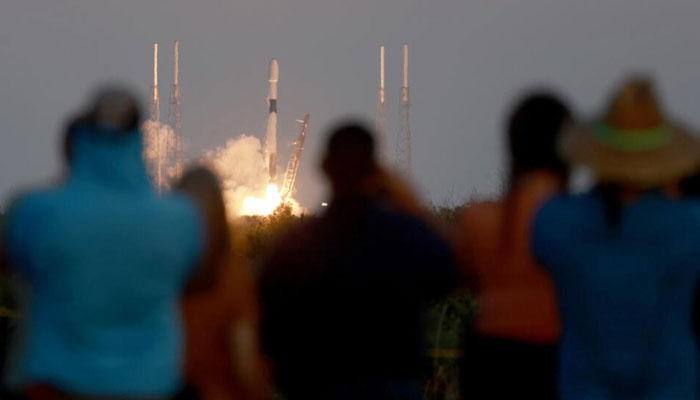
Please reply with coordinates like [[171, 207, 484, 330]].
[[269, 59, 279, 83]]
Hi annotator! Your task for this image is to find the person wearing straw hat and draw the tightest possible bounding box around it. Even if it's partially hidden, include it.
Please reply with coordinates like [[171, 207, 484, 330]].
[[533, 77, 700, 399]]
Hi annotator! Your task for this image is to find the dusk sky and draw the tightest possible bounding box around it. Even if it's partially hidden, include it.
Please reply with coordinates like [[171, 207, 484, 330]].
[[2, 0, 700, 210]]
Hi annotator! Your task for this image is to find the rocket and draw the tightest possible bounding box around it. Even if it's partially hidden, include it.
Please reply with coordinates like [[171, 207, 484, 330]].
[[265, 58, 279, 182]]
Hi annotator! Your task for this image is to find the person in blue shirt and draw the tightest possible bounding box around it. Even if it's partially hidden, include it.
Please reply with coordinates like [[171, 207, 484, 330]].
[[0, 88, 204, 399], [533, 77, 700, 399]]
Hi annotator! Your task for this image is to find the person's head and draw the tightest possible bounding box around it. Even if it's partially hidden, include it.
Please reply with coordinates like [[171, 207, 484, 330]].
[[506, 91, 572, 189], [85, 87, 141, 134], [63, 87, 142, 163], [177, 167, 227, 228], [321, 121, 378, 198], [561, 76, 700, 227], [561, 76, 700, 191]]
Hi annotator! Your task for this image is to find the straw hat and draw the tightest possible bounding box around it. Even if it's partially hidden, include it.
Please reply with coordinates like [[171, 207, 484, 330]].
[[560, 77, 700, 188]]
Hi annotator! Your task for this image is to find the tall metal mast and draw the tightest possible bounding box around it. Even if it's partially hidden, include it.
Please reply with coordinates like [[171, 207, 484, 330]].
[[149, 43, 162, 190], [168, 41, 183, 180], [280, 113, 310, 202], [396, 44, 412, 179], [376, 45, 390, 164]]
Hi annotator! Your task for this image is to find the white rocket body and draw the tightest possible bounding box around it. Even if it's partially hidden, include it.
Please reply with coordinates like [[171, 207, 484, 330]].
[[266, 59, 279, 181]]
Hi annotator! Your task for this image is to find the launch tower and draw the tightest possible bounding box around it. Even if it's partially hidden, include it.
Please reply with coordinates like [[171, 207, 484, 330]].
[[280, 113, 310, 202]]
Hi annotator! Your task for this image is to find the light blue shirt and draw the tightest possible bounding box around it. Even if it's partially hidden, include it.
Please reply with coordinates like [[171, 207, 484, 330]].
[[533, 191, 700, 400], [3, 127, 204, 397]]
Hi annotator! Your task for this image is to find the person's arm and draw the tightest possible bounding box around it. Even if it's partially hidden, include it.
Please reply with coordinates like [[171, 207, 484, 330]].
[[453, 208, 480, 291]]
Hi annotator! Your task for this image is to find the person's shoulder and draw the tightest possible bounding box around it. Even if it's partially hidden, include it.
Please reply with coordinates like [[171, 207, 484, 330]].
[[536, 192, 595, 221], [4, 185, 65, 220], [373, 204, 450, 250], [457, 200, 500, 227], [665, 197, 700, 231], [152, 192, 205, 240], [373, 202, 432, 233], [459, 200, 500, 220], [532, 192, 597, 244]]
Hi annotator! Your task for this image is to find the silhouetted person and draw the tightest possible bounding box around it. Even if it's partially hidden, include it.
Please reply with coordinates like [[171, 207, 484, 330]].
[[0, 88, 205, 399], [176, 167, 267, 400], [680, 173, 700, 400], [533, 78, 700, 399], [456, 92, 571, 399], [259, 122, 457, 400]]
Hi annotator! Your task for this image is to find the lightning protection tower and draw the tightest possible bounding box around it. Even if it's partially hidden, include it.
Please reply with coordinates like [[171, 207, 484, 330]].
[[396, 44, 412, 179], [376, 45, 390, 164], [168, 41, 183, 180], [149, 43, 163, 190]]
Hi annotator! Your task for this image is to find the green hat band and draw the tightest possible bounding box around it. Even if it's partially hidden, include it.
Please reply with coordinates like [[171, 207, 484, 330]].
[[593, 122, 671, 151]]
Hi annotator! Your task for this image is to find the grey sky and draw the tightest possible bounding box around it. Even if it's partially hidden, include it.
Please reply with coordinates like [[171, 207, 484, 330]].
[[2, 0, 700, 209]]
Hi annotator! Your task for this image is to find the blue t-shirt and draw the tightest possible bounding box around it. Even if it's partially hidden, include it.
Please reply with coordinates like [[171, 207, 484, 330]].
[[533, 191, 700, 399], [2, 128, 204, 397]]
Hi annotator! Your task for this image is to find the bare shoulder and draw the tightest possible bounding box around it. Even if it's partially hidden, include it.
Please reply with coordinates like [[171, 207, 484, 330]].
[[457, 200, 501, 231]]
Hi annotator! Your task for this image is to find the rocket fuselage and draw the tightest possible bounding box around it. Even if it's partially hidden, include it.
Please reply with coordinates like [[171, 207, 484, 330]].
[[266, 59, 279, 182]]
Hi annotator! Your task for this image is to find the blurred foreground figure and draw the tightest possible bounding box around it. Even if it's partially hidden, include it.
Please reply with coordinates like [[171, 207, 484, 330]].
[[0, 89, 204, 399], [259, 123, 457, 400], [456, 92, 571, 399], [533, 78, 700, 399], [176, 168, 267, 400]]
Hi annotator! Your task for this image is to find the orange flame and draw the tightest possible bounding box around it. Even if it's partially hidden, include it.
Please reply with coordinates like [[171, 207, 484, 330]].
[[241, 184, 283, 216]]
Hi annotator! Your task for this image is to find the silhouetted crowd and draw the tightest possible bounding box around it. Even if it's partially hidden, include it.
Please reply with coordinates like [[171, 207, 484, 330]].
[[2, 76, 700, 400]]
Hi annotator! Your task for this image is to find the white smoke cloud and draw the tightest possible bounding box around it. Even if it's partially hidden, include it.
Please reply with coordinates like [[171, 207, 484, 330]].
[[200, 134, 303, 218], [142, 121, 303, 218], [142, 120, 179, 187]]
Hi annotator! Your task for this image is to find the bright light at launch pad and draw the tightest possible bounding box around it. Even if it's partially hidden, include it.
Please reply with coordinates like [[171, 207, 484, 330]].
[[241, 184, 284, 216]]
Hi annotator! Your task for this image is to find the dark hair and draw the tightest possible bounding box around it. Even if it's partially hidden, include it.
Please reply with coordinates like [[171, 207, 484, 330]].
[[507, 92, 572, 189], [598, 183, 624, 230], [86, 87, 142, 134], [62, 114, 87, 164], [175, 166, 230, 292], [322, 122, 377, 182], [681, 170, 700, 197]]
